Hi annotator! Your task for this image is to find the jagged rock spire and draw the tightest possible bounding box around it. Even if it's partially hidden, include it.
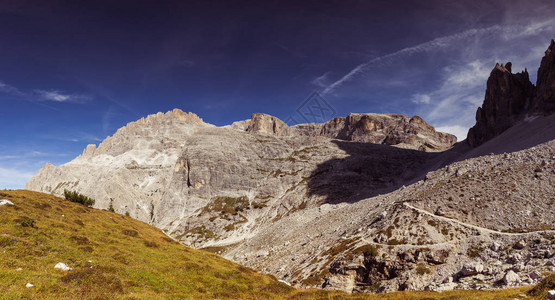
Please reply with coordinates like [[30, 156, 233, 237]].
[[467, 40, 555, 147], [535, 39, 555, 113]]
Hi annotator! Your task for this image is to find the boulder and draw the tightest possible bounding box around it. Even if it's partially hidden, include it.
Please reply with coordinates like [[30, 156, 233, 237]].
[[547, 290, 555, 300], [503, 270, 520, 286], [459, 262, 484, 277], [0, 199, 14, 206], [54, 262, 72, 271], [529, 270, 542, 281], [513, 240, 526, 250], [433, 282, 458, 292]]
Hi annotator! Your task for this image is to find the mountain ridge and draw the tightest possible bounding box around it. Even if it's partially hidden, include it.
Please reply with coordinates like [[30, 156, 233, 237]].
[[25, 40, 555, 293]]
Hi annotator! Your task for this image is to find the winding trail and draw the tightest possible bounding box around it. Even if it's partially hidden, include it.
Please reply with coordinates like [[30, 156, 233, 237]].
[[403, 203, 555, 236]]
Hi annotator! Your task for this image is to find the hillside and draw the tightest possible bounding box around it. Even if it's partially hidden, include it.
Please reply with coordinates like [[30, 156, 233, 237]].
[[1, 190, 550, 299], [0, 190, 296, 299]]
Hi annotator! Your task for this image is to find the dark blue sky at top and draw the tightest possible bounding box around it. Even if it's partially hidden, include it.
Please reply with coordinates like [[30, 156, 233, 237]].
[[1, 0, 554, 188]]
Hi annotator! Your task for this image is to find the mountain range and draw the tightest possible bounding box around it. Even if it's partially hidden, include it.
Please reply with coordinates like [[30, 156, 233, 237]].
[[26, 40, 555, 293]]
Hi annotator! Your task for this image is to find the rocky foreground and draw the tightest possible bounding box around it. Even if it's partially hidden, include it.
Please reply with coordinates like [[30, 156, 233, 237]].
[[26, 40, 555, 293]]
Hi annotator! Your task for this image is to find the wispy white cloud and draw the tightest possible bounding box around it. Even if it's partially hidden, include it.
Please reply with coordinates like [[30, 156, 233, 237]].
[[322, 20, 555, 95], [435, 125, 469, 142], [411, 94, 431, 104], [35, 90, 91, 103], [0, 167, 35, 189], [0, 80, 92, 104], [0, 151, 68, 161], [413, 60, 491, 140], [322, 25, 505, 95], [311, 71, 333, 88], [0, 81, 25, 97]]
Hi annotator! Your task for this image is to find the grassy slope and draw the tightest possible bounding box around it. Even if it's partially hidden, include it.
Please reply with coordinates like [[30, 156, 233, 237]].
[[0, 190, 542, 299]]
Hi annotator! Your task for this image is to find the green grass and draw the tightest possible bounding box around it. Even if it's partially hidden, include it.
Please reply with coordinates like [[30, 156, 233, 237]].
[[0, 190, 544, 299], [0, 190, 294, 299]]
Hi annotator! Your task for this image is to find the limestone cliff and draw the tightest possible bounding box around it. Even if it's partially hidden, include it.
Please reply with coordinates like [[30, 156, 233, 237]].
[[467, 40, 555, 147], [246, 112, 457, 152]]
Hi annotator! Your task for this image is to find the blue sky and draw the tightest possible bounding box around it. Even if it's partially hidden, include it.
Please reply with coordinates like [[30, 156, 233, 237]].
[[1, 0, 554, 189]]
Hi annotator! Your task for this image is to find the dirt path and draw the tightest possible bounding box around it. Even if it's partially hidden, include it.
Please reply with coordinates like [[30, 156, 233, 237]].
[[403, 203, 555, 236]]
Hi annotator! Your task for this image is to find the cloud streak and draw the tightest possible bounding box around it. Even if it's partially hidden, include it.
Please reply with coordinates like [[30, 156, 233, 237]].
[[0, 81, 25, 97], [0, 167, 35, 189], [322, 20, 555, 95], [34, 90, 91, 103], [0, 80, 91, 104]]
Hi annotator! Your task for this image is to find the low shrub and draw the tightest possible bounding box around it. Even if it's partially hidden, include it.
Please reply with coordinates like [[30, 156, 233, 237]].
[[20, 217, 36, 228], [63, 190, 95, 207]]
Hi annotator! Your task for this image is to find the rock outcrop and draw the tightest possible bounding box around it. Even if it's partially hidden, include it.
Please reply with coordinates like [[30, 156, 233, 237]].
[[246, 113, 291, 136], [297, 113, 456, 152], [245, 112, 457, 152], [536, 39, 555, 113], [468, 40, 555, 147]]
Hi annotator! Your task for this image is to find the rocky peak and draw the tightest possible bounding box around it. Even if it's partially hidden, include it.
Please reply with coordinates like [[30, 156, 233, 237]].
[[81, 109, 208, 158], [468, 40, 555, 147], [244, 112, 456, 151], [246, 113, 291, 136], [316, 113, 456, 152], [535, 39, 555, 113]]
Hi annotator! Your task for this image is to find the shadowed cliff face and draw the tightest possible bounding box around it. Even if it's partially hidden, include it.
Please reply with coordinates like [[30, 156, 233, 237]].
[[307, 140, 438, 204], [467, 39, 555, 147]]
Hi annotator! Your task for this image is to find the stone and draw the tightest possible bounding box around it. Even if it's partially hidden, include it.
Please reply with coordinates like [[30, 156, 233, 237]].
[[513, 240, 527, 250], [25, 283, 34, 288], [547, 290, 555, 300], [460, 262, 484, 277], [529, 271, 542, 280], [503, 270, 520, 286], [433, 282, 458, 292], [0, 199, 14, 206], [491, 241, 501, 251], [54, 262, 72, 271], [508, 253, 522, 264]]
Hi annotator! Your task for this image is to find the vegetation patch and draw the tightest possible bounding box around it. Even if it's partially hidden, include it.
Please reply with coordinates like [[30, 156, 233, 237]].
[[121, 229, 139, 237], [184, 225, 215, 240], [63, 190, 95, 207], [19, 217, 36, 228], [202, 196, 249, 215], [416, 264, 432, 275], [60, 267, 124, 295]]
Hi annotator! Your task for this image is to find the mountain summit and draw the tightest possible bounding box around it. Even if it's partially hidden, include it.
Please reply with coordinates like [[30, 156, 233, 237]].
[[467, 39, 555, 147]]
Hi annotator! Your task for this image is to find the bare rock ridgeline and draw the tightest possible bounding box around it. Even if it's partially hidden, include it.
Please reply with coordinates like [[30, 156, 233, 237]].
[[468, 39, 555, 147], [247, 112, 457, 152]]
